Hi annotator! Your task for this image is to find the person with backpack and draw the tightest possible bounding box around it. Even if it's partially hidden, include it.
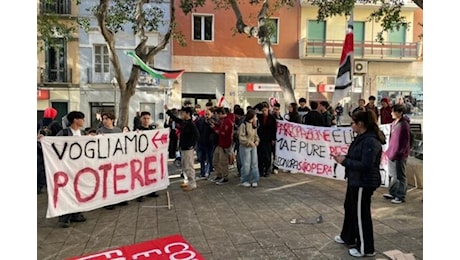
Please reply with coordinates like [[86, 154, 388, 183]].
[[383, 104, 411, 204], [37, 107, 63, 194]]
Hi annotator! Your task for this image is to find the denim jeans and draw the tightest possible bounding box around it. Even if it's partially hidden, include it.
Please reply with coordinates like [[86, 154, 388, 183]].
[[239, 145, 259, 184], [197, 144, 214, 177]]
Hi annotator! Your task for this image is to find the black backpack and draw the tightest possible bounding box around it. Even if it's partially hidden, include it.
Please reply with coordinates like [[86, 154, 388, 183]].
[[38, 120, 61, 136]]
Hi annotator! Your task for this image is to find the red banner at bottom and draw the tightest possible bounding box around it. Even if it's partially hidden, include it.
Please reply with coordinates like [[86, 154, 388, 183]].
[[66, 234, 205, 260]]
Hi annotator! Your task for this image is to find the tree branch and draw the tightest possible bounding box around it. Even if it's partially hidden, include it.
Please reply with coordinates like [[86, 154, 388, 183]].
[[96, 0, 125, 90]]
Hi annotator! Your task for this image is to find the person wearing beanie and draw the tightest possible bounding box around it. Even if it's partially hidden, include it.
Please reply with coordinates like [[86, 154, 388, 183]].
[[380, 98, 393, 124]]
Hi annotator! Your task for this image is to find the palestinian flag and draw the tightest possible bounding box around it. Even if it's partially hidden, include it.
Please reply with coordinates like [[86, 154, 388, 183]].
[[332, 12, 354, 105], [126, 50, 185, 80]]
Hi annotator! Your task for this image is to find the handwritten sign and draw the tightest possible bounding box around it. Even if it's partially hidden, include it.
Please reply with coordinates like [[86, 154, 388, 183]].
[[275, 121, 391, 186], [66, 234, 205, 260], [41, 129, 170, 218]]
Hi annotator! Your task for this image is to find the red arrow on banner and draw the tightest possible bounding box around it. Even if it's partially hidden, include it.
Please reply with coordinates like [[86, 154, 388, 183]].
[[151, 131, 168, 148]]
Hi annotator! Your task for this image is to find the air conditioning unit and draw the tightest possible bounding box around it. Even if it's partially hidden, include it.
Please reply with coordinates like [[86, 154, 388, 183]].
[[354, 61, 368, 74]]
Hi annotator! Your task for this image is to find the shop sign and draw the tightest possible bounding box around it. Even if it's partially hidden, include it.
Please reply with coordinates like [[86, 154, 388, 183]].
[[317, 83, 335, 93], [37, 89, 50, 100], [246, 83, 282, 92]]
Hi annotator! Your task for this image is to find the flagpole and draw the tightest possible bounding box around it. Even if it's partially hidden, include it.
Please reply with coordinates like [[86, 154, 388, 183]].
[[332, 9, 354, 107]]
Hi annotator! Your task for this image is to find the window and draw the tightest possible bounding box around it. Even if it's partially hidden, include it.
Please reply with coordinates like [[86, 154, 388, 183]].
[[307, 20, 326, 55], [267, 18, 279, 44], [45, 38, 66, 82], [40, 0, 71, 14], [94, 45, 109, 73], [193, 15, 213, 41]]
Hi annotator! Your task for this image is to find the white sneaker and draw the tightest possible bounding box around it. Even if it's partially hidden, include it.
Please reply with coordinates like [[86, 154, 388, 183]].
[[348, 248, 375, 257], [334, 235, 345, 244], [241, 182, 251, 187], [273, 169, 279, 174], [252, 182, 258, 188]]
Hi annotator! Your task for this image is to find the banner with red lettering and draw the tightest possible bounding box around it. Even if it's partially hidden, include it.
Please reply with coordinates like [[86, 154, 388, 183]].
[[66, 234, 205, 260], [41, 129, 170, 218], [275, 121, 391, 187]]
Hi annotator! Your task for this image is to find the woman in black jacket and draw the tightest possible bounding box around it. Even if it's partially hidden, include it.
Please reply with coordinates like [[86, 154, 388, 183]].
[[332, 110, 386, 258]]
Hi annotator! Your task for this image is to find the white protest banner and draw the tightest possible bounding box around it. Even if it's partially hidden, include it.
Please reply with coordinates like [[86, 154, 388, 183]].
[[274, 121, 391, 187], [41, 129, 170, 218]]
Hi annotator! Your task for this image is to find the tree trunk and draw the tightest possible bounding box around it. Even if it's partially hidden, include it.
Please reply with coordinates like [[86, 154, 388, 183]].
[[231, 0, 296, 106], [117, 85, 134, 128], [95, 0, 176, 128]]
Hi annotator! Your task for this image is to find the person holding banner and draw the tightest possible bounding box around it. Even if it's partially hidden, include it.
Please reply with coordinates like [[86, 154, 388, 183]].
[[332, 111, 386, 258], [55, 111, 88, 228], [134, 111, 160, 201], [271, 103, 283, 174], [96, 112, 129, 210]]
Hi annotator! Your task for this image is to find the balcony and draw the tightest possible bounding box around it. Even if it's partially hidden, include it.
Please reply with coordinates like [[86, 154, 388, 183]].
[[300, 0, 419, 10], [38, 67, 73, 86], [40, 0, 71, 15], [299, 38, 422, 62]]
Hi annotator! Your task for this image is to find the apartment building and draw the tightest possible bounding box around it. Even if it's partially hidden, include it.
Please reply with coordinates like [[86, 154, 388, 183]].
[[172, 1, 301, 112], [78, 0, 174, 129], [299, 1, 423, 118], [37, 0, 81, 122], [172, 1, 422, 117]]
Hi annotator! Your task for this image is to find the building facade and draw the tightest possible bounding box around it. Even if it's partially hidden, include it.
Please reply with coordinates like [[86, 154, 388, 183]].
[[172, 0, 423, 120], [78, 0, 174, 129], [299, 1, 423, 122], [37, 0, 81, 122], [171, 1, 302, 113]]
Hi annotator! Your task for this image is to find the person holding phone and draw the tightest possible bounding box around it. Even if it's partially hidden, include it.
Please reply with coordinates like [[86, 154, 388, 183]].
[[331, 110, 386, 258]]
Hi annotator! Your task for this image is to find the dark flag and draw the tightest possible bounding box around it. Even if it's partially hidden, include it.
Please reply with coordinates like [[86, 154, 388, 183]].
[[332, 12, 354, 105]]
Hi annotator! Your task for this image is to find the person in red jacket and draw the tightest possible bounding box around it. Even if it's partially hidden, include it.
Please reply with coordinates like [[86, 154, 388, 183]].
[[379, 97, 393, 124], [210, 107, 234, 185]]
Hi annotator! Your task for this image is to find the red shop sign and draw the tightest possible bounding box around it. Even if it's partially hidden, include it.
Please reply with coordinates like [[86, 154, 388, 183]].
[[37, 89, 50, 100]]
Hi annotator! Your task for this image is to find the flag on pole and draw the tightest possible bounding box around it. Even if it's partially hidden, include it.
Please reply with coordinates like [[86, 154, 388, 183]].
[[125, 51, 185, 80], [332, 12, 354, 106], [216, 89, 230, 108]]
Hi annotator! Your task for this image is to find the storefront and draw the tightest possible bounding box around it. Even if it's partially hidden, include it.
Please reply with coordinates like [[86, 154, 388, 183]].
[[376, 76, 423, 117], [237, 74, 287, 114], [180, 72, 224, 108]]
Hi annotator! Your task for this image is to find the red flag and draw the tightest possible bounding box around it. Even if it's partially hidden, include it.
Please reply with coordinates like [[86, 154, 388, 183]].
[[332, 12, 354, 105]]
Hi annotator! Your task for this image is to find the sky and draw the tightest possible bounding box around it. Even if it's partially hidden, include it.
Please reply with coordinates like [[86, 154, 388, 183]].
[[0, 1, 455, 259]]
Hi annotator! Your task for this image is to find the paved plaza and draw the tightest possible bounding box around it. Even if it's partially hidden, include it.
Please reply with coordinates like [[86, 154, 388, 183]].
[[37, 161, 423, 260]]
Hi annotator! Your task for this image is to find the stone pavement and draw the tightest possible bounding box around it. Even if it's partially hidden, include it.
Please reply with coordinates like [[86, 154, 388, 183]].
[[37, 161, 423, 260]]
